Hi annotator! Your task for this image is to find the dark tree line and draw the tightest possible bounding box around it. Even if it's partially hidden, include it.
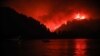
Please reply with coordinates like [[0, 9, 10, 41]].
[[0, 7, 51, 39], [56, 18, 100, 38]]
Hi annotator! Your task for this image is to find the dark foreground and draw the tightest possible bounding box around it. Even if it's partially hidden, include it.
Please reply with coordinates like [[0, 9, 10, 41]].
[[1, 38, 100, 56]]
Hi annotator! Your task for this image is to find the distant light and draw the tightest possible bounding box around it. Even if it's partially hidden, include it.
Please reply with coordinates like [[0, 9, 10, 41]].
[[74, 13, 86, 20], [75, 13, 80, 19]]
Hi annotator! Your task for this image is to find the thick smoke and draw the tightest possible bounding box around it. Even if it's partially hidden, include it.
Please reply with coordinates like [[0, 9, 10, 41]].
[[3, 0, 100, 32]]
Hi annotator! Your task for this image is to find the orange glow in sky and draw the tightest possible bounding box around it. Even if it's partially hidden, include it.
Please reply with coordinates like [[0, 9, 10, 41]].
[[4, 0, 93, 32]]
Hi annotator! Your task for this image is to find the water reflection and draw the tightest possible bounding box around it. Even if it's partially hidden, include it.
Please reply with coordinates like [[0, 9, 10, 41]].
[[74, 39, 87, 56], [22, 39, 88, 56]]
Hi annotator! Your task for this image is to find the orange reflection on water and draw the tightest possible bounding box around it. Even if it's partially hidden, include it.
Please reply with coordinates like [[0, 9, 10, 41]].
[[74, 39, 87, 56]]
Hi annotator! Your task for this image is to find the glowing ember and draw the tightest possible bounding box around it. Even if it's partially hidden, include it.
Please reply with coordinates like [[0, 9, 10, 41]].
[[75, 14, 86, 20]]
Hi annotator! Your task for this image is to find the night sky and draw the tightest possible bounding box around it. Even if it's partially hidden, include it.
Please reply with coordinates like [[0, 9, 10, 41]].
[[1, 0, 100, 32]]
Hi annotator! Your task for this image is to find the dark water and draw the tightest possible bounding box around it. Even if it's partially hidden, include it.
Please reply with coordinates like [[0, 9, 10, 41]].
[[1, 39, 100, 56]]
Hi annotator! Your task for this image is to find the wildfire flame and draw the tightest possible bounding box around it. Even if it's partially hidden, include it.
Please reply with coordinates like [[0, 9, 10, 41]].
[[75, 13, 86, 20]]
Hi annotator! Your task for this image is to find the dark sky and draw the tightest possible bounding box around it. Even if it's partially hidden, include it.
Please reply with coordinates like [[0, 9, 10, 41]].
[[1, 0, 100, 32]]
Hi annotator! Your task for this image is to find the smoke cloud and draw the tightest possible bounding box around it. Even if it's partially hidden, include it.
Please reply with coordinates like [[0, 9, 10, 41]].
[[2, 0, 100, 32]]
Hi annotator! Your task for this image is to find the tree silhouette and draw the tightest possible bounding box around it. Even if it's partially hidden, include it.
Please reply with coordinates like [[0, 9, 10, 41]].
[[0, 7, 50, 39], [56, 19, 100, 38]]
